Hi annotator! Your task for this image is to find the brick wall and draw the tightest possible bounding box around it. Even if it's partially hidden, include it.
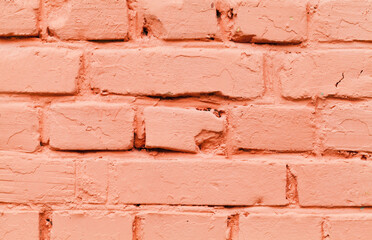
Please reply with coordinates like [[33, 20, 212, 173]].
[[0, 0, 371, 239]]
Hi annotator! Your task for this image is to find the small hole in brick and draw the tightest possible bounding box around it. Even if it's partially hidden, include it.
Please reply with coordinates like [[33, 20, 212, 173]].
[[227, 8, 234, 19], [46, 219, 52, 226], [361, 155, 367, 160], [216, 10, 221, 18], [142, 27, 149, 36]]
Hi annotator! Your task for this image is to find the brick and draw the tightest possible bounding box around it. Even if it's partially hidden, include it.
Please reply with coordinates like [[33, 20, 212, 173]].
[[76, 159, 108, 203], [323, 103, 372, 152], [48, 102, 134, 150], [88, 47, 264, 98], [45, 0, 128, 40], [230, 0, 307, 43], [139, 0, 218, 39], [109, 160, 286, 205], [51, 211, 133, 240], [0, 103, 40, 152], [277, 50, 372, 99], [310, 0, 372, 42], [0, 155, 74, 203], [0, 47, 81, 94], [144, 107, 224, 153], [230, 105, 315, 152], [292, 161, 372, 206], [239, 214, 322, 240], [0, 211, 39, 240], [328, 214, 372, 240], [0, 0, 39, 36], [142, 213, 227, 240]]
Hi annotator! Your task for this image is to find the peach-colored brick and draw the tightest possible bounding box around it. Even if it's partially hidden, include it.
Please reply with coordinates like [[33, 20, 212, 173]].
[[239, 214, 322, 240], [0, 103, 39, 152], [292, 161, 372, 206], [109, 160, 286, 205], [139, 0, 218, 39], [45, 0, 129, 40], [142, 213, 227, 240], [310, 0, 372, 42], [48, 102, 134, 150], [0, 211, 39, 240], [230, 105, 315, 152], [144, 107, 224, 153], [51, 211, 133, 240], [277, 50, 372, 99], [0, 47, 81, 94], [0, 155, 74, 203], [230, 0, 307, 43], [0, 0, 39, 36], [328, 214, 372, 240], [87, 47, 264, 98], [323, 103, 372, 152]]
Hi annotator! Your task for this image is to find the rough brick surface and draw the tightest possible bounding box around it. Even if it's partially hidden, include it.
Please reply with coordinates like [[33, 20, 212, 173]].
[[0, 47, 81, 94], [0, 103, 40, 152], [51, 211, 133, 240], [0, 0, 39, 36], [144, 107, 225, 153], [230, 105, 315, 152], [0, 211, 39, 240], [109, 160, 286, 205], [48, 102, 134, 150], [88, 47, 264, 98], [231, 0, 307, 43], [0, 155, 74, 203], [311, 0, 372, 42], [292, 161, 372, 206], [323, 103, 372, 152], [45, 0, 129, 40], [328, 215, 372, 240], [239, 214, 322, 240], [142, 213, 227, 240]]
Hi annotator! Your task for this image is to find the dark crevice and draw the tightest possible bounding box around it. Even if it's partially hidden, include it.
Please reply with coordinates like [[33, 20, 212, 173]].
[[335, 72, 345, 87]]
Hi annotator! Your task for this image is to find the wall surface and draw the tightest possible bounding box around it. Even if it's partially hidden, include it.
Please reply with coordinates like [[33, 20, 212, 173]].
[[0, 0, 372, 239]]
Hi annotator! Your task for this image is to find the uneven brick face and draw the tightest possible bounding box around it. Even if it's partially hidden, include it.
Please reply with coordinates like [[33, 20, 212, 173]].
[[239, 214, 322, 240], [230, 105, 315, 152], [45, 0, 129, 40], [277, 50, 372, 99], [292, 161, 372, 206], [0, 47, 81, 94], [0, 103, 40, 152], [0, 211, 39, 240], [328, 215, 372, 240], [231, 0, 307, 43], [144, 107, 224, 153], [0, 155, 74, 203], [48, 102, 134, 150], [139, 0, 218, 39], [51, 211, 133, 240], [142, 213, 227, 240], [109, 160, 286, 205], [311, 0, 372, 42], [0, 0, 39, 36], [87, 48, 264, 98], [323, 103, 372, 152]]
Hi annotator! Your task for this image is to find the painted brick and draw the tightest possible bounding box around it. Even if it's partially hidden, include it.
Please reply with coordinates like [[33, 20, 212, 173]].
[[0, 0, 39, 36], [0, 211, 39, 240], [292, 161, 372, 206], [239, 214, 322, 240], [142, 213, 227, 240], [87, 47, 264, 98], [109, 160, 286, 205], [328, 214, 372, 240], [138, 0, 218, 39], [0, 155, 74, 203], [144, 107, 224, 153], [45, 0, 129, 40], [0, 46, 81, 94], [277, 50, 372, 99], [0, 103, 40, 152], [230, 105, 315, 152], [310, 0, 372, 42], [48, 102, 134, 150], [51, 211, 133, 240]]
